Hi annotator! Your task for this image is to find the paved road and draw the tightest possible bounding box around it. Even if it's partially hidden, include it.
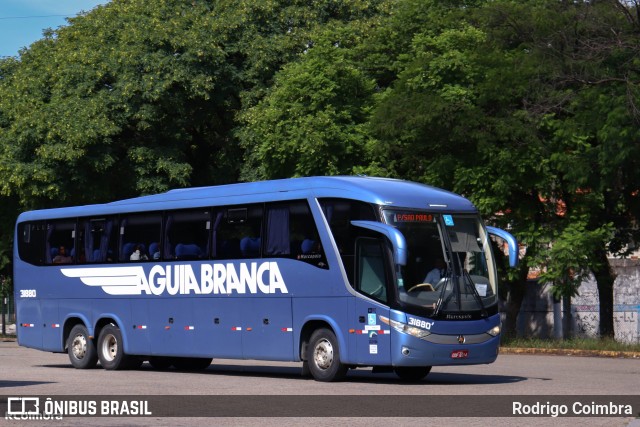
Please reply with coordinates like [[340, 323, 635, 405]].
[[1, 339, 638, 426]]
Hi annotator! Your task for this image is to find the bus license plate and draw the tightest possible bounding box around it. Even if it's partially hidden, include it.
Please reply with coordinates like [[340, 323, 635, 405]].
[[451, 350, 468, 359]]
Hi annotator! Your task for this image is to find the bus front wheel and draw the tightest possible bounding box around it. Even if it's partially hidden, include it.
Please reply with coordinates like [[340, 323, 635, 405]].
[[307, 328, 347, 382], [67, 324, 98, 369], [97, 324, 138, 370]]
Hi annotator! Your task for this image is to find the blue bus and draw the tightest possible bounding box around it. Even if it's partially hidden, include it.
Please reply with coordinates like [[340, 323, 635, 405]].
[[14, 176, 517, 381]]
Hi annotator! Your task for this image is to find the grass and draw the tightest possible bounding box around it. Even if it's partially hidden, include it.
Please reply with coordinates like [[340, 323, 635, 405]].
[[501, 336, 640, 353]]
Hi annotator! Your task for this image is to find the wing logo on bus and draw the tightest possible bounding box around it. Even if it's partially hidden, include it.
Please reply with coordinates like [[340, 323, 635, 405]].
[[60, 262, 289, 296]]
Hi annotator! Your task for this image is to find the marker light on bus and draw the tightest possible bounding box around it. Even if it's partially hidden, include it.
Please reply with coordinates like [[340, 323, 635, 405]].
[[379, 315, 431, 339]]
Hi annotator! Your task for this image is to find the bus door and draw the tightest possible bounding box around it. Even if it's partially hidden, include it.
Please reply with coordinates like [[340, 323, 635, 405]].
[[242, 297, 294, 360], [353, 238, 392, 365]]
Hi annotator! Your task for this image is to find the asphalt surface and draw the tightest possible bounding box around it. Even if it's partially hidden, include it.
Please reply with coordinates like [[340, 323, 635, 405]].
[[1, 334, 639, 427]]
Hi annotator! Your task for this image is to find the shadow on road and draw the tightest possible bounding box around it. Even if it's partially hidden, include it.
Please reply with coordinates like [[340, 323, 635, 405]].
[[35, 360, 529, 385], [134, 362, 528, 385], [0, 380, 56, 388]]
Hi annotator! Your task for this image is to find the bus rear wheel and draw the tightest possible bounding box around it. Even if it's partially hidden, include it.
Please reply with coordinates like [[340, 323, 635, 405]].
[[394, 366, 432, 381], [307, 328, 347, 382], [97, 324, 138, 370], [67, 324, 98, 369]]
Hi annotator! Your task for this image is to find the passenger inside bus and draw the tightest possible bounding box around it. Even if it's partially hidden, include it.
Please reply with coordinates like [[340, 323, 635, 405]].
[[52, 246, 72, 264]]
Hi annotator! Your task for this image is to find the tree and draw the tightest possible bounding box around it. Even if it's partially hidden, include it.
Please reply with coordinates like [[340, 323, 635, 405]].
[[366, 0, 640, 338], [0, 0, 384, 211], [239, 22, 378, 179], [0, 0, 234, 209], [489, 0, 640, 338]]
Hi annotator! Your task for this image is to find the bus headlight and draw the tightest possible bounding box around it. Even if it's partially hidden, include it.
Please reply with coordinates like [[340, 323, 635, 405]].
[[487, 325, 500, 337], [379, 315, 431, 339]]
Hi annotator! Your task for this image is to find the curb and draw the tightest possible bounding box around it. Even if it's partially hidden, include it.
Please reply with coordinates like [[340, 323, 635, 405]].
[[501, 347, 640, 359]]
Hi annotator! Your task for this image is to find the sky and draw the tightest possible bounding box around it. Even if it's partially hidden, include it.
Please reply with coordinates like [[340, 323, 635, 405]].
[[0, 0, 110, 58]]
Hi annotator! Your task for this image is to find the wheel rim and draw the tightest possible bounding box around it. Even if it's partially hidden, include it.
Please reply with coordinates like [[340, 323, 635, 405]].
[[101, 333, 118, 363], [313, 338, 334, 371], [71, 334, 87, 360]]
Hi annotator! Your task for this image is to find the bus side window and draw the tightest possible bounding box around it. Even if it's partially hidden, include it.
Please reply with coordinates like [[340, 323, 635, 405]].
[[319, 198, 377, 284], [165, 209, 211, 260], [17, 222, 47, 266], [47, 219, 77, 264], [264, 201, 328, 268], [78, 218, 117, 263], [118, 213, 161, 262], [213, 205, 263, 260]]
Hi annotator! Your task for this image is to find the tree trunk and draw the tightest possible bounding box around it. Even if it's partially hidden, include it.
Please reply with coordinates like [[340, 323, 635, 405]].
[[592, 247, 616, 339], [562, 295, 572, 340], [501, 266, 528, 339]]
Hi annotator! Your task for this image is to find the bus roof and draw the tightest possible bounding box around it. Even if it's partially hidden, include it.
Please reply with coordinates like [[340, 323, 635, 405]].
[[16, 176, 477, 221]]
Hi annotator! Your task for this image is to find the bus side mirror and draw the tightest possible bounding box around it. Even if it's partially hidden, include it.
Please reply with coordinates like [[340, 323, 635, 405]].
[[351, 220, 407, 266], [486, 226, 518, 268]]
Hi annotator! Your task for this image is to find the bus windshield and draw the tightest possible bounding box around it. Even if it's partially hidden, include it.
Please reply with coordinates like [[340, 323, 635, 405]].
[[383, 210, 498, 320]]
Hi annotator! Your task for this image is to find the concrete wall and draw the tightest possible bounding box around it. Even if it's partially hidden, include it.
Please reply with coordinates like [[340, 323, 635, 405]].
[[509, 259, 640, 343]]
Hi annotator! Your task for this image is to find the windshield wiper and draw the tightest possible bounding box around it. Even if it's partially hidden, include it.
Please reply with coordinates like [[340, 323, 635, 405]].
[[433, 270, 488, 318], [462, 269, 487, 318], [432, 270, 451, 317]]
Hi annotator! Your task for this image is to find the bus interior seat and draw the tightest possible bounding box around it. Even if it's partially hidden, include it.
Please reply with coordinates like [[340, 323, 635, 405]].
[[175, 243, 202, 260], [217, 239, 240, 259], [148, 242, 160, 259], [240, 237, 261, 257], [301, 239, 317, 254]]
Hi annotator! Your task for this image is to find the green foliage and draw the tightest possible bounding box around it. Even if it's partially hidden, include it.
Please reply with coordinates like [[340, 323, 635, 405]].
[[0, 0, 229, 208], [535, 218, 613, 298], [0, 275, 11, 298], [0, 0, 384, 210], [239, 23, 377, 179]]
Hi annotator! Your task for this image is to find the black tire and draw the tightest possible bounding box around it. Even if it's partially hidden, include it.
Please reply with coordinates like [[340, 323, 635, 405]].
[[97, 323, 137, 370], [301, 360, 312, 378], [172, 357, 212, 371], [306, 328, 348, 382], [67, 324, 98, 369], [394, 366, 432, 381], [148, 356, 173, 370]]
